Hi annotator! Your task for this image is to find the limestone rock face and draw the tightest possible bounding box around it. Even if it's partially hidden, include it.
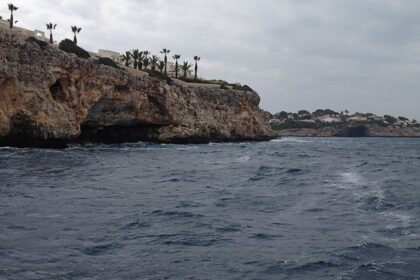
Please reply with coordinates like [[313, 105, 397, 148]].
[[0, 29, 274, 147]]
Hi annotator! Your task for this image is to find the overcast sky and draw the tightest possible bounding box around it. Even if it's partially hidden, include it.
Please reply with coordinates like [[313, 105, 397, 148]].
[[2, 0, 420, 119]]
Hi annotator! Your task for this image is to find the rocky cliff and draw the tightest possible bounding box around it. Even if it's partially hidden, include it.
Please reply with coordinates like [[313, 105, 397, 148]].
[[0, 28, 274, 147]]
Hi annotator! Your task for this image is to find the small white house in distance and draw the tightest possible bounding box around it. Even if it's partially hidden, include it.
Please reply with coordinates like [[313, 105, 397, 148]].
[[348, 115, 368, 122], [318, 115, 340, 123], [96, 49, 123, 63], [164, 62, 194, 79]]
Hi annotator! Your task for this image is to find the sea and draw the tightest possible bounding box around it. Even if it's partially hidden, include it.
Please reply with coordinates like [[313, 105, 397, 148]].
[[1, 137, 420, 280]]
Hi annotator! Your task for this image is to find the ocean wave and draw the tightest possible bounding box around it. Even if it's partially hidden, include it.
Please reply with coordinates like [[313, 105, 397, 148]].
[[2, 138, 420, 279], [147, 234, 226, 247], [81, 242, 123, 256], [149, 210, 204, 219]]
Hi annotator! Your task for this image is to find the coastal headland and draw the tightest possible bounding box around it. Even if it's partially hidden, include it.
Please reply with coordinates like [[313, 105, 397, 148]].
[[270, 109, 420, 137], [0, 25, 274, 148]]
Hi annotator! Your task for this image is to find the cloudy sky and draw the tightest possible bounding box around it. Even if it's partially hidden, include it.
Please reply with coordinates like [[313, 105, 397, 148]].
[[2, 0, 420, 119]]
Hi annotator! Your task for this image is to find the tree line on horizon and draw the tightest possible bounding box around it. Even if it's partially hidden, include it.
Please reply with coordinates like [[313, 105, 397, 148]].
[[273, 109, 418, 124], [121, 49, 201, 80], [4, 3, 202, 81]]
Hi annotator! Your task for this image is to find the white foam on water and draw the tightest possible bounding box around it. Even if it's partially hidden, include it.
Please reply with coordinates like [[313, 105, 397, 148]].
[[341, 172, 361, 185], [383, 211, 413, 230], [272, 138, 314, 143], [337, 172, 368, 194], [235, 156, 250, 163], [338, 173, 388, 211]]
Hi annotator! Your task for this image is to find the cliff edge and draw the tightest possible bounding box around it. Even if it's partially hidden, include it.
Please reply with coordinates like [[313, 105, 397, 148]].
[[0, 28, 274, 147]]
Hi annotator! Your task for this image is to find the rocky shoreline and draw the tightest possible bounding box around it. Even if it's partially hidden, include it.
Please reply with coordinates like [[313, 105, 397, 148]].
[[0, 27, 274, 148], [274, 126, 420, 138], [273, 124, 420, 138]]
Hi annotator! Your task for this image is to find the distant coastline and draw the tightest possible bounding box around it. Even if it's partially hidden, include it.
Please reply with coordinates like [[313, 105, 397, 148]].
[[270, 109, 420, 137]]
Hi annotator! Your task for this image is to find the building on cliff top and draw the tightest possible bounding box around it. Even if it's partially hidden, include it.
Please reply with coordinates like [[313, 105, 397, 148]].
[[0, 19, 194, 79], [0, 19, 49, 42], [94, 49, 194, 79]]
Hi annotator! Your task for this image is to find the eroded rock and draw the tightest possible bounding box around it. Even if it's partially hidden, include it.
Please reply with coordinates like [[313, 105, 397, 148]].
[[0, 28, 274, 147]]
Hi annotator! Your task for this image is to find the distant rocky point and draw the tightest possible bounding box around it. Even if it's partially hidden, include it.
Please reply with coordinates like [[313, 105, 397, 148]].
[[270, 109, 420, 137], [0, 25, 274, 148]]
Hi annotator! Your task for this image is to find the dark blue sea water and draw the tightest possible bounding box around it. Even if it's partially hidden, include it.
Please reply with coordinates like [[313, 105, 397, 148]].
[[1, 138, 420, 280]]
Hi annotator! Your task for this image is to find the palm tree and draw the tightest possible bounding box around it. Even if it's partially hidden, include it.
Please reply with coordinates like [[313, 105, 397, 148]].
[[194, 56, 201, 80], [8, 3, 18, 29], [160, 48, 170, 75], [181, 61, 193, 78], [150, 55, 159, 71], [121, 51, 131, 67], [172, 54, 181, 78], [142, 57, 150, 70], [157, 61, 165, 73], [138, 51, 147, 70], [71, 26, 82, 45], [131, 49, 140, 69], [137, 52, 144, 70], [46, 23, 57, 44]]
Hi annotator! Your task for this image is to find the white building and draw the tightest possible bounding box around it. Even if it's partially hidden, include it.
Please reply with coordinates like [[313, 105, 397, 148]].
[[318, 115, 340, 123], [96, 49, 122, 62], [0, 19, 48, 42], [348, 115, 368, 122]]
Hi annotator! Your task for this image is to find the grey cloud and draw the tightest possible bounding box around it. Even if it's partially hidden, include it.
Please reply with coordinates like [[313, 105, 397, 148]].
[[1, 0, 419, 118]]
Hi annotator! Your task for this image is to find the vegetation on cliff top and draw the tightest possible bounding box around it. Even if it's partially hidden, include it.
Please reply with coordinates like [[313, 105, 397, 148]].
[[8, 3, 18, 29], [59, 39, 90, 59], [4, 2, 252, 91], [26, 36, 48, 49], [46, 22, 57, 44], [71, 26, 82, 45], [95, 57, 122, 69]]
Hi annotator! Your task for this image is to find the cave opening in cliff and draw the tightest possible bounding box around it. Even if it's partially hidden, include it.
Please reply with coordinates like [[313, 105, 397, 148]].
[[49, 79, 66, 101], [78, 123, 164, 144]]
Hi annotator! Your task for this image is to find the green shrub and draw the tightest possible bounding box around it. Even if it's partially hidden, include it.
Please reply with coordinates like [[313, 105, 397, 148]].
[[26, 36, 48, 49], [274, 111, 289, 119], [312, 109, 339, 117], [144, 69, 172, 83], [232, 84, 253, 91], [384, 115, 397, 124], [95, 57, 121, 69], [241, 84, 253, 92], [59, 39, 90, 59], [220, 84, 229, 90]]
